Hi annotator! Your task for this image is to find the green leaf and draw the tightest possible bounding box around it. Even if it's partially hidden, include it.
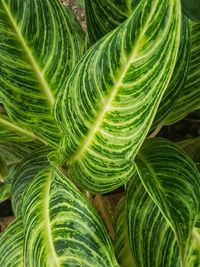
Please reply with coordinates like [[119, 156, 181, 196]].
[[135, 138, 200, 263], [126, 175, 180, 267], [178, 137, 200, 164], [55, 0, 181, 193], [0, 155, 7, 181], [164, 21, 200, 125], [85, 0, 140, 44], [76, 0, 84, 8], [185, 226, 200, 267], [0, 114, 42, 166], [126, 175, 200, 267], [152, 15, 190, 127], [181, 0, 200, 22], [11, 146, 52, 216], [0, 0, 85, 147], [22, 168, 119, 267], [114, 196, 136, 267], [0, 217, 23, 267], [0, 183, 11, 203]]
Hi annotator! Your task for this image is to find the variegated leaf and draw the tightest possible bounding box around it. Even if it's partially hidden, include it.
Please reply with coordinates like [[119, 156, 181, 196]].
[[85, 0, 140, 44], [0, 0, 85, 147], [0, 114, 41, 165], [85, 1, 190, 131], [22, 168, 119, 267], [126, 175, 180, 267], [11, 146, 52, 216], [0, 217, 23, 267], [135, 138, 200, 262], [185, 226, 200, 266], [126, 175, 200, 267], [164, 21, 200, 125], [55, 0, 181, 193], [114, 196, 136, 267], [152, 15, 190, 127]]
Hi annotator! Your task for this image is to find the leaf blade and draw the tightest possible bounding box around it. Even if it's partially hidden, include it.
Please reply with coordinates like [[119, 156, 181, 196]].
[[55, 0, 181, 193]]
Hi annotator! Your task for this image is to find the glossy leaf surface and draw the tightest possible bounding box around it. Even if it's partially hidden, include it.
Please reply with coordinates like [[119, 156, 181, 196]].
[[55, 0, 181, 193]]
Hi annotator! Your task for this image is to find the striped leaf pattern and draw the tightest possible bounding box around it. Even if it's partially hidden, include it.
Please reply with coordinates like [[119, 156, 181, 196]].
[[22, 168, 119, 267], [85, 0, 140, 44], [114, 196, 136, 267], [126, 174, 200, 267], [152, 15, 190, 127], [11, 146, 51, 216], [164, 21, 200, 125], [135, 138, 200, 262], [126, 175, 180, 267], [85, 0, 191, 130], [0, 217, 23, 267], [55, 0, 181, 193], [0, 0, 85, 147]]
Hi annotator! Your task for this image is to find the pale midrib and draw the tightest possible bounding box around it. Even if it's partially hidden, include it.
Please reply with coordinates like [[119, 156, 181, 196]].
[[44, 173, 60, 267], [2, 1, 55, 106], [0, 117, 46, 143], [69, 1, 159, 164]]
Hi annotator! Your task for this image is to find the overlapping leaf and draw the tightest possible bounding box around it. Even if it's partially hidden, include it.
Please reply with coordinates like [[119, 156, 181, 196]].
[[164, 21, 200, 125], [0, 0, 85, 147], [55, 0, 181, 193], [85, 0, 140, 44], [152, 15, 190, 127], [11, 146, 52, 216], [135, 138, 200, 263], [126, 174, 181, 267], [85, 0, 190, 130], [126, 174, 200, 267], [0, 217, 24, 267], [114, 196, 136, 267], [22, 168, 119, 267]]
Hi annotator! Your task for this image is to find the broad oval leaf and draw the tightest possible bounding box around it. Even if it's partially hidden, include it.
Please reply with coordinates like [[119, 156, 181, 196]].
[[0, 0, 85, 147], [135, 138, 200, 262], [55, 0, 181, 193], [11, 146, 52, 216], [164, 21, 200, 125], [22, 168, 119, 267], [181, 0, 200, 22], [0, 217, 23, 267]]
